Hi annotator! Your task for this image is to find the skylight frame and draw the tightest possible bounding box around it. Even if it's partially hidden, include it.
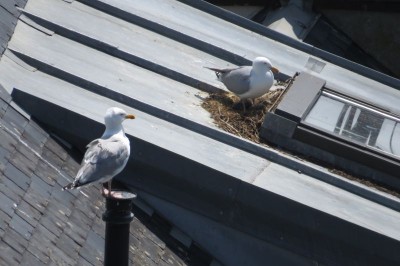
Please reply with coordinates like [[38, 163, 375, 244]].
[[300, 89, 400, 161], [261, 72, 400, 190]]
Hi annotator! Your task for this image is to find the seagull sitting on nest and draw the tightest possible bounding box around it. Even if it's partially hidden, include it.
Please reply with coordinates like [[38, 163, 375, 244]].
[[205, 57, 279, 111], [62, 107, 135, 197]]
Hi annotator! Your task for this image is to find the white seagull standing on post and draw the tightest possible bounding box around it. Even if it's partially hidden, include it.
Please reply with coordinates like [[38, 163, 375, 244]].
[[205, 57, 279, 110], [62, 107, 135, 196]]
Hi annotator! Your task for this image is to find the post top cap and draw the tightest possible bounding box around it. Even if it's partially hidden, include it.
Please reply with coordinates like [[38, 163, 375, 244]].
[[102, 188, 137, 199]]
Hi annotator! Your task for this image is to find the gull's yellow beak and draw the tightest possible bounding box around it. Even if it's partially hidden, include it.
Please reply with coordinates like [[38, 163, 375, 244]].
[[271, 66, 280, 74], [125, 114, 136, 119]]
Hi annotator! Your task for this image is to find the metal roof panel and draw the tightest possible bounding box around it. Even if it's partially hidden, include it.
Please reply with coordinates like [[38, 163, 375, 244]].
[[0, 57, 268, 181], [1, 0, 400, 264], [254, 163, 400, 240]]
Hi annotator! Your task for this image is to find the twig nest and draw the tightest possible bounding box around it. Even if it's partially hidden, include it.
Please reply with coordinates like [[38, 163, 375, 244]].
[[202, 89, 284, 143]]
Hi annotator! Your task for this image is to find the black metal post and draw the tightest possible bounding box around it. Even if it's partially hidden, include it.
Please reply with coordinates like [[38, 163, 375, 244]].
[[102, 189, 136, 266]]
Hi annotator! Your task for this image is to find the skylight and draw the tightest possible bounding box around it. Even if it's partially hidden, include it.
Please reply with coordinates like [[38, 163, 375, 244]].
[[261, 72, 400, 191], [304, 90, 400, 159]]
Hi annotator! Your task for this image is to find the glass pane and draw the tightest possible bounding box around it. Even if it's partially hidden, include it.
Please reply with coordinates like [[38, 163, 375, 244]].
[[305, 96, 345, 132], [304, 93, 400, 158]]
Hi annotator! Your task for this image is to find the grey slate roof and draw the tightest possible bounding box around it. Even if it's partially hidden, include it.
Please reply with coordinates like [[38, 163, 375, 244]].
[[0, 0, 28, 57], [0, 83, 202, 265], [0, 0, 400, 265]]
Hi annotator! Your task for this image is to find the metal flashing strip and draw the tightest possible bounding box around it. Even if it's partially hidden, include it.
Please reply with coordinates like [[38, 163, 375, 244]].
[[18, 13, 54, 36], [177, 0, 400, 90], [3, 49, 37, 72]]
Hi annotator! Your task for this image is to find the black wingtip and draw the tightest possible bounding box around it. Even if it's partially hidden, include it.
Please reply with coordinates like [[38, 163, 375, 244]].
[[203, 66, 219, 72], [62, 182, 76, 191], [204, 67, 221, 79], [62, 184, 70, 191]]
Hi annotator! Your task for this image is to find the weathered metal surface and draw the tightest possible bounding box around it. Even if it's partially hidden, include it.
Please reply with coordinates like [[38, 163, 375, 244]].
[[0, 0, 399, 265]]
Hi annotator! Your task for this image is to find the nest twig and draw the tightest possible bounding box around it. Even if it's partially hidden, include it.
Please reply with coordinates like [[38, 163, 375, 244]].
[[201, 89, 284, 143]]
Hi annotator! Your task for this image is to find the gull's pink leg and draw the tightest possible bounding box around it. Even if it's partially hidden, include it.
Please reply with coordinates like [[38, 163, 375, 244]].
[[108, 180, 112, 197]]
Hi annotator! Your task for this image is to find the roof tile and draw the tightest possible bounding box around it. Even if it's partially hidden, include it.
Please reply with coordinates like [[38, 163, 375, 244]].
[[8, 149, 37, 178], [132, 231, 164, 264], [22, 120, 48, 148], [27, 224, 57, 264], [43, 137, 69, 162], [47, 243, 77, 266], [63, 209, 91, 246], [130, 247, 162, 266], [0, 209, 11, 236], [9, 213, 34, 240], [2, 227, 29, 254], [60, 156, 80, 179], [20, 250, 46, 266], [79, 231, 104, 265], [73, 197, 98, 220], [38, 213, 64, 238], [0, 126, 18, 153], [0, 145, 10, 172], [34, 159, 58, 186], [16, 200, 42, 228], [0, 191, 17, 216], [55, 169, 74, 188], [47, 195, 73, 219], [76, 257, 95, 266], [2, 106, 28, 135], [0, 99, 9, 118], [0, 240, 22, 265], [4, 161, 31, 190], [0, 173, 25, 202], [51, 186, 76, 210], [26, 239, 51, 264], [40, 146, 65, 170], [30, 174, 52, 199], [0, 85, 12, 104], [24, 188, 49, 213], [91, 215, 105, 234], [55, 234, 80, 260]]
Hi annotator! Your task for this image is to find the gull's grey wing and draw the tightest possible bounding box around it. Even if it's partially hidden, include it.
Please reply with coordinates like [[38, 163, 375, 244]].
[[74, 138, 129, 187], [204, 66, 243, 79], [204, 66, 242, 74], [219, 66, 252, 96]]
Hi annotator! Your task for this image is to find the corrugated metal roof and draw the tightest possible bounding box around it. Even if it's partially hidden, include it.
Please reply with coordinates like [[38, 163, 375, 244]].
[[1, 0, 400, 265]]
